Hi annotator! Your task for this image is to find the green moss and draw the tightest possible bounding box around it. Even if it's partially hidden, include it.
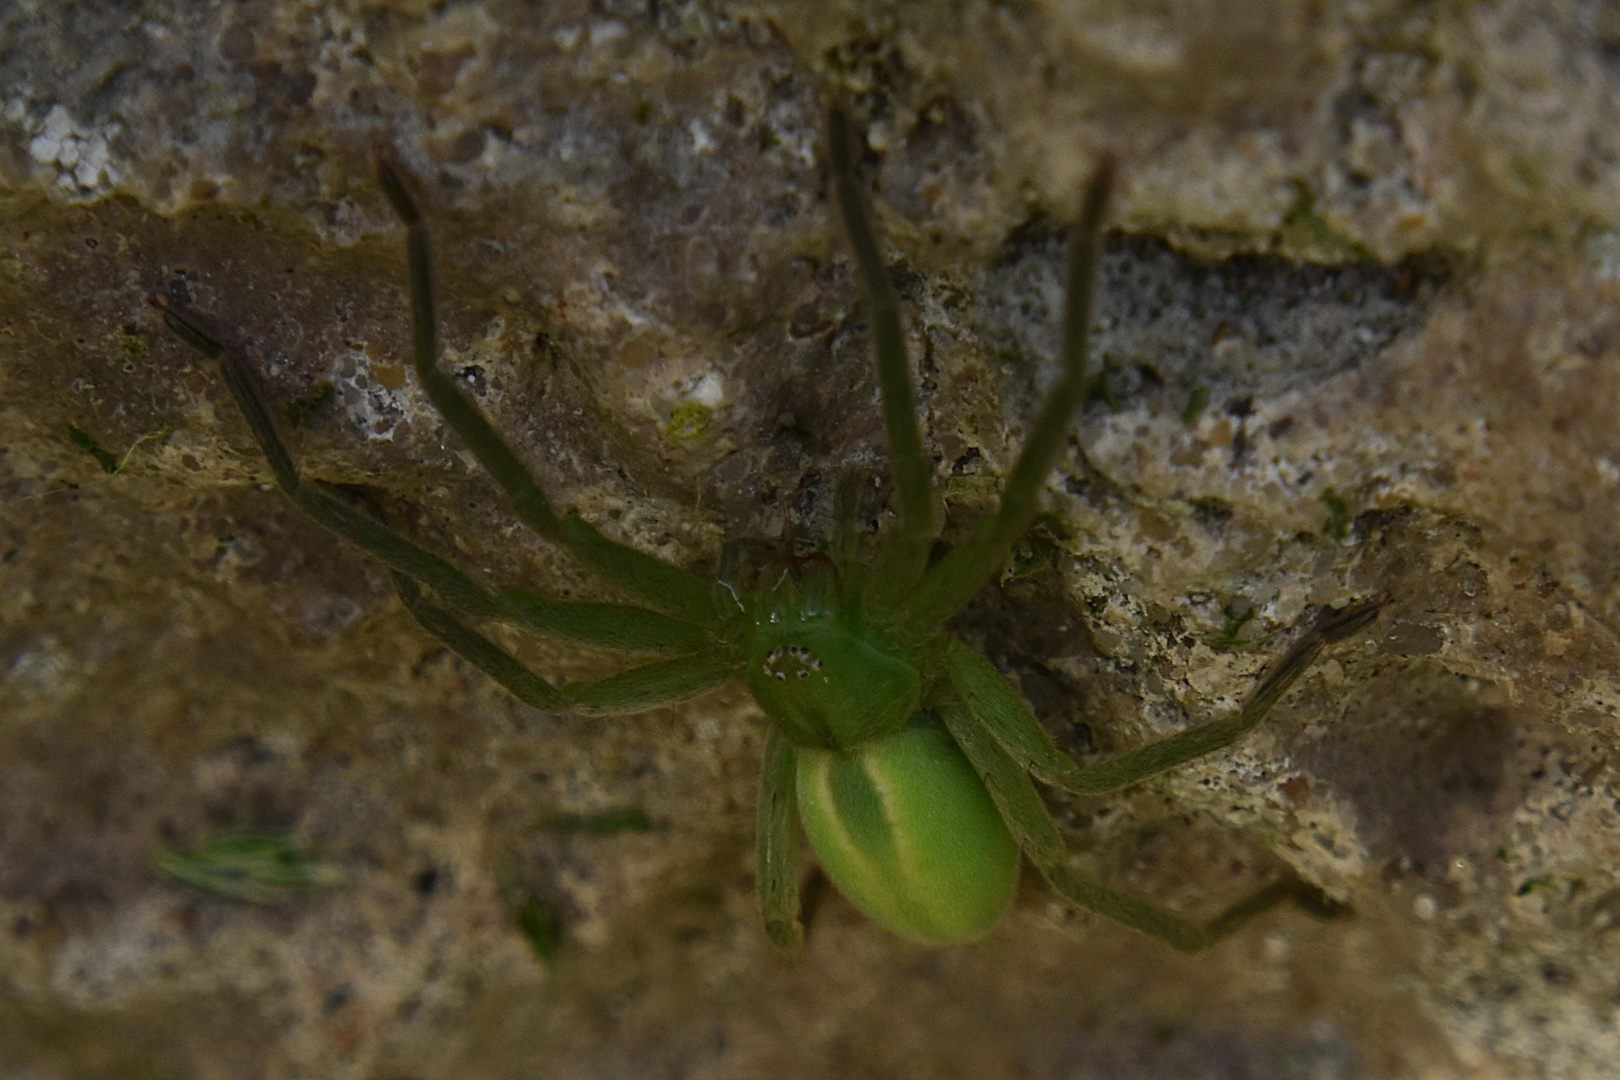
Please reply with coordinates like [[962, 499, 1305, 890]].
[[67, 424, 120, 474], [153, 833, 342, 904], [537, 806, 653, 835], [1320, 487, 1351, 542], [1180, 385, 1208, 426], [999, 541, 1049, 584], [1515, 875, 1582, 899], [67, 422, 172, 475], [666, 400, 712, 442], [121, 329, 150, 357], [1207, 606, 1256, 651], [1085, 369, 1121, 411], [944, 473, 999, 502], [1204, 605, 1281, 652], [1285, 181, 1375, 261], [285, 382, 335, 427], [512, 895, 562, 965], [500, 869, 565, 966]]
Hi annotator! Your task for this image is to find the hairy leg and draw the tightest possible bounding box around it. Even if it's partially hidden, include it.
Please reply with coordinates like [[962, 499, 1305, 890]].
[[905, 158, 1114, 631], [158, 300, 710, 655], [936, 692, 1303, 951], [393, 572, 732, 715], [826, 109, 935, 607], [756, 726, 804, 950], [944, 599, 1380, 795], [377, 161, 716, 625]]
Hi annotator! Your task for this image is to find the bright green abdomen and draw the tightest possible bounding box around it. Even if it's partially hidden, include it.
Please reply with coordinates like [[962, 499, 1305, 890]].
[[795, 713, 1020, 944]]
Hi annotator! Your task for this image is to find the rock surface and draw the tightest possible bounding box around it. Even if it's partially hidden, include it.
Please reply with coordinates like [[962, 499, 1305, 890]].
[[4, 1, 1620, 1077]]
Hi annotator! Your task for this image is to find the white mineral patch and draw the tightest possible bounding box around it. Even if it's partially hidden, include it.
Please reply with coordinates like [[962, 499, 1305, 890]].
[[685, 372, 724, 407], [25, 104, 121, 196], [588, 20, 627, 49], [688, 118, 716, 155], [1589, 229, 1620, 282], [6, 636, 73, 701]]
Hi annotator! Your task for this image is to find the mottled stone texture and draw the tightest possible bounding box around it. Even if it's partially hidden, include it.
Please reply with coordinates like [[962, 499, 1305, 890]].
[[4, 1, 1620, 1077]]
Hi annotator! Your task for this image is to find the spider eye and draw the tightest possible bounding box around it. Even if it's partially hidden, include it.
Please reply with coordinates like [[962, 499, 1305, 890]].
[[747, 621, 920, 750]]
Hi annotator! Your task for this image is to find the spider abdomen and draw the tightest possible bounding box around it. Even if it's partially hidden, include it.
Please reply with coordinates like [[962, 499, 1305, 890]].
[[795, 712, 1020, 944]]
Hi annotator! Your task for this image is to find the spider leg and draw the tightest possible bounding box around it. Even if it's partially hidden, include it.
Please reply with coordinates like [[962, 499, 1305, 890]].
[[158, 299, 506, 620], [756, 726, 805, 950], [565, 653, 736, 715], [830, 475, 863, 614], [499, 589, 711, 655], [827, 108, 936, 606], [158, 300, 713, 656], [942, 637, 1095, 791], [945, 600, 1379, 795], [935, 691, 1301, 951], [829, 475, 860, 574], [394, 572, 734, 715], [394, 573, 564, 710], [904, 158, 1115, 632], [376, 161, 717, 626]]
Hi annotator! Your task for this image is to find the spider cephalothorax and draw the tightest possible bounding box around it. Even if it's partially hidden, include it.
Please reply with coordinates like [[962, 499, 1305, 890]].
[[157, 106, 1377, 951], [740, 564, 923, 750]]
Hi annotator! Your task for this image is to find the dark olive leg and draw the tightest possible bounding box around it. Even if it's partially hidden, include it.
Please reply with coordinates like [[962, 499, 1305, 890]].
[[905, 158, 1114, 632], [159, 300, 502, 619], [756, 726, 804, 950], [936, 693, 1302, 951], [393, 573, 563, 710], [826, 108, 935, 606], [944, 600, 1381, 795], [393, 572, 733, 716], [158, 300, 712, 656], [376, 162, 716, 625], [499, 589, 711, 656]]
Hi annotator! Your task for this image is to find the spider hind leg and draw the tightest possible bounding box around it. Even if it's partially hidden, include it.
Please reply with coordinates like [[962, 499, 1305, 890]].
[[936, 691, 1308, 951]]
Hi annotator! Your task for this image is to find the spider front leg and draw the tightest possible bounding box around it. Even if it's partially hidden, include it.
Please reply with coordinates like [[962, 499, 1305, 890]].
[[826, 109, 935, 606], [156, 300, 504, 620], [902, 155, 1115, 633], [393, 572, 733, 715], [945, 599, 1381, 795], [157, 302, 712, 658], [376, 162, 716, 625]]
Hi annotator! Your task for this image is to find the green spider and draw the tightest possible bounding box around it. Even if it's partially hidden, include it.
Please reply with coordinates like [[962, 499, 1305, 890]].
[[155, 107, 1377, 951]]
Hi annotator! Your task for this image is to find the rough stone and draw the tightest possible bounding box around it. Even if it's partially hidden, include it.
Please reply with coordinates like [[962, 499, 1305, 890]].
[[5, 1, 1620, 1077]]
